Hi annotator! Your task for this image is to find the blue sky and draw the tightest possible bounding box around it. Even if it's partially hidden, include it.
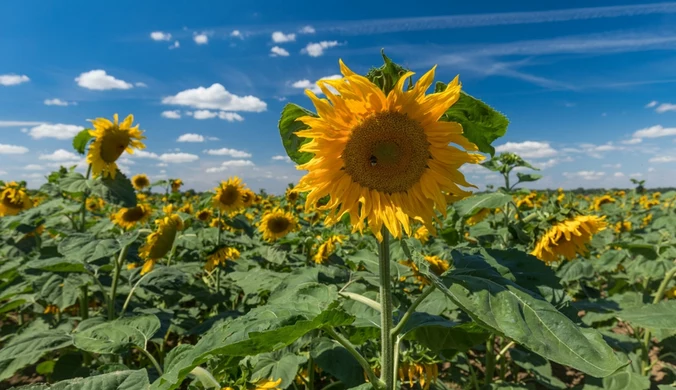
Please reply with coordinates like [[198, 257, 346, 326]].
[[2, 1, 676, 193]]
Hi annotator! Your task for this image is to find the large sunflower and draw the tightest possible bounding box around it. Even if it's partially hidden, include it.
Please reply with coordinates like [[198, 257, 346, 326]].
[[258, 208, 298, 241], [87, 114, 146, 179], [294, 60, 483, 240], [0, 181, 33, 217], [212, 177, 245, 212], [531, 215, 607, 264], [132, 174, 150, 191], [111, 204, 152, 230], [138, 214, 183, 274]]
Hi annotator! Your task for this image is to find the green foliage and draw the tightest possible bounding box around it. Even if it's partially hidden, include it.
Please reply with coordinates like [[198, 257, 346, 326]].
[[72, 129, 93, 155], [278, 103, 316, 165]]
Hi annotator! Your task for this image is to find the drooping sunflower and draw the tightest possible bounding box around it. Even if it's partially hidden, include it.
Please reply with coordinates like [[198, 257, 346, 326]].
[[258, 208, 298, 241], [294, 60, 483, 240], [253, 378, 282, 390], [531, 215, 607, 265], [399, 362, 439, 390], [614, 220, 632, 234], [205, 247, 241, 272], [593, 195, 616, 211], [286, 187, 299, 203], [0, 181, 33, 217], [313, 235, 345, 264], [212, 177, 246, 212], [131, 174, 150, 191], [170, 179, 183, 193], [111, 204, 152, 230], [138, 214, 184, 275], [414, 225, 430, 244], [195, 209, 212, 222], [423, 255, 450, 275], [87, 114, 146, 179], [241, 189, 256, 208]]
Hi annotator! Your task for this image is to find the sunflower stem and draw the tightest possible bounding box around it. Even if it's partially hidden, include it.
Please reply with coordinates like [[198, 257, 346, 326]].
[[484, 334, 497, 385], [79, 285, 91, 366], [378, 227, 395, 390], [216, 209, 223, 294], [641, 265, 676, 375], [109, 244, 130, 320], [120, 271, 153, 318], [79, 164, 92, 232], [323, 327, 381, 388]]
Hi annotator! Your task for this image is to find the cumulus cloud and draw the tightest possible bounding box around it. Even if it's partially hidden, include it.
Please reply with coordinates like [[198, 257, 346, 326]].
[[230, 30, 242, 38], [656, 103, 676, 113], [614, 172, 625, 177], [206, 159, 255, 172], [29, 124, 84, 140], [621, 138, 642, 145], [159, 153, 199, 163], [44, 98, 75, 106], [204, 148, 252, 158], [645, 101, 658, 108], [190, 110, 244, 121], [291, 75, 342, 94], [0, 74, 30, 86], [39, 149, 81, 161], [272, 31, 296, 43], [132, 150, 160, 159], [162, 84, 266, 112], [161, 110, 181, 119], [633, 125, 676, 139], [299, 25, 316, 34], [218, 112, 244, 122], [75, 70, 133, 90], [301, 41, 339, 57], [494, 141, 557, 159], [150, 31, 172, 41], [270, 46, 290, 57], [0, 121, 45, 127], [0, 144, 29, 154], [24, 164, 43, 171], [177, 133, 205, 142], [194, 33, 209, 45], [602, 163, 622, 169], [563, 171, 606, 180], [272, 155, 292, 163], [169, 41, 180, 50], [649, 156, 676, 163]]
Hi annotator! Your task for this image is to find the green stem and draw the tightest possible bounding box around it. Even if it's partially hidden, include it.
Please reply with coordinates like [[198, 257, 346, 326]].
[[135, 346, 163, 375], [641, 265, 676, 375], [109, 244, 130, 320], [120, 271, 154, 317], [495, 341, 515, 362], [79, 165, 92, 232], [320, 382, 343, 390], [392, 335, 402, 388], [378, 227, 394, 390], [391, 285, 435, 336], [485, 334, 497, 385], [324, 327, 381, 389], [189, 367, 221, 389], [79, 285, 91, 365], [307, 355, 315, 390], [464, 353, 480, 390]]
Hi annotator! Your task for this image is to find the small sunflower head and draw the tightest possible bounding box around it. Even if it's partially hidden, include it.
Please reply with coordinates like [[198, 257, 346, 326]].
[[195, 209, 213, 222], [87, 114, 146, 179], [258, 208, 298, 242], [212, 177, 246, 212], [0, 181, 34, 217], [171, 179, 183, 193], [111, 204, 152, 230], [132, 174, 151, 191]]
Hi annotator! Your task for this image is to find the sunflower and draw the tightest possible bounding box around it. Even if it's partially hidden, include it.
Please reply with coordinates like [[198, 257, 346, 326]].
[[259, 208, 298, 241], [293, 60, 482, 240], [424, 255, 450, 275], [87, 114, 146, 179], [138, 214, 183, 274], [531, 215, 607, 264], [205, 247, 241, 272], [171, 179, 183, 193], [242, 189, 256, 208], [86, 197, 105, 212], [253, 378, 282, 390], [286, 188, 299, 203], [399, 362, 439, 390], [642, 213, 652, 227], [0, 181, 33, 216], [131, 174, 150, 191], [195, 209, 212, 222], [414, 225, 430, 244], [178, 203, 193, 214], [111, 204, 152, 230], [313, 235, 345, 264], [466, 208, 490, 226], [43, 304, 60, 315], [593, 195, 616, 211], [213, 177, 245, 212], [614, 221, 632, 234]]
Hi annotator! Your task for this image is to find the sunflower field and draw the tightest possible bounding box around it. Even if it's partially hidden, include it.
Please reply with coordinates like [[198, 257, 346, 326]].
[[1, 54, 676, 390]]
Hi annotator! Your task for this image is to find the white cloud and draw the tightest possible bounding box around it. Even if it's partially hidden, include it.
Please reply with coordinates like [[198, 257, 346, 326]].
[[205, 148, 252, 158], [151, 31, 172, 41], [177, 133, 205, 142], [270, 46, 290, 57], [206, 159, 255, 172], [0, 74, 30, 86], [494, 141, 557, 159], [230, 30, 242, 38], [29, 124, 84, 140], [614, 172, 625, 177], [194, 33, 209, 45], [158, 153, 199, 163], [656, 103, 676, 113], [218, 112, 244, 122], [132, 150, 160, 159], [193, 110, 218, 119], [161, 110, 181, 119], [24, 164, 43, 171], [648, 167, 655, 172], [157, 163, 168, 167], [75, 70, 133, 90], [0, 144, 29, 154], [633, 125, 676, 139], [630, 173, 643, 178], [291, 75, 342, 94], [135, 82, 147, 88], [602, 163, 621, 169], [44, 98, 75, 106], [563, 171, 606, 180], [299, 25, 316, 34], [649, 156, 676, 163], [645, 100, 658, 108], [621, 138, 642, 145], [39, 149, 80, 161], [162, 84, 266, 112], [169, 41, 180, 50], [272, 155, 292, 163], [302, 41, 339, 57], [272, 31, 296, 43], [0, 121, 45, 127]]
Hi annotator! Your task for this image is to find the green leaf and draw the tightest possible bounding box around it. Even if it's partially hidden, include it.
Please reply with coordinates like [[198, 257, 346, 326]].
[[617, 300, 676, 330], [0, 331, 73, 381], [602, 371, 650, 390], [510, 347, 566, 389], [402, 314, 488, 352], [60, 172, 89, 194], [90, 171, 137, 207], [516, 173, 542, 183], [250, 350, 307, 389], [13, 369, 150, 390], [28, 257, 86, 273], [58, 234, 120, 262], [424, 254, 625, 378], [278, 103, 316, 165], [435, 87, 509, 156], [365, 50, 411, 95], [73, 315, 161, 354], [312, 338, 364, 388], [453, 193, 512, 217], [72, 129, 93, 155]]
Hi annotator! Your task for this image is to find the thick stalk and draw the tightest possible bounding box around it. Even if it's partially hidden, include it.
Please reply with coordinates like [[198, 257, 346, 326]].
[[79, 165, 92, 232], [378, 228, 394, 390], [307, 355, 315, 390], [641, 265, 676, 374], [109, 244, 130, 320], [324, 327, 381, 388], [485, 334, 497, 385]]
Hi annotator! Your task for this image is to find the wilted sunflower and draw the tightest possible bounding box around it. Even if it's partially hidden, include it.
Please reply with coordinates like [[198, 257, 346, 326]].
[[593, 195, 616, 211], [259, 208, 298, 241], [614, 220, 632, 234], [43, 304, 60, 315], [195, 209, 212, 222], [86, 197, 105, 212], [399, 362, 439, 390], [294, 60, 482, 240], [423, 255, 450, 275], [253, 378, 282, 390], [170, 179, 183, 193], [111, 204, 152, 230], [138, 214, 184, 275], [466, 208, 490, 226], [414, 225, 430, 244], [87, 114, 146, 179], [241, 189, 256, 208], [531, 215, 607, 264], [205, 247, 241, 272], [313, 235, 345, 264], [213, 177, 245, 212], [131, 174, 150, 191], [0, 181, 33, 216]]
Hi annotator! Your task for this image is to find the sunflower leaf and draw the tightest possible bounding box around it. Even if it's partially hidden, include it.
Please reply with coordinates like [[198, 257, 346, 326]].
[[72, 129, 93, 155], [90, 170, 137, 208], [278, 103, 316, 165], [435, 83, 508, 156], [365, 50, 411, 95]]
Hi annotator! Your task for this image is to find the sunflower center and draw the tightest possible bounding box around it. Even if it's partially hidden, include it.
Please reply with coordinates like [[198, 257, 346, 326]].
[[122, 206, 146, 222], [134, 178, 149, 187], [219, 186, 240, 205], [100, 127, 131, 163], [267, 216, 291, 234], [342, 111, 430, 194]]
